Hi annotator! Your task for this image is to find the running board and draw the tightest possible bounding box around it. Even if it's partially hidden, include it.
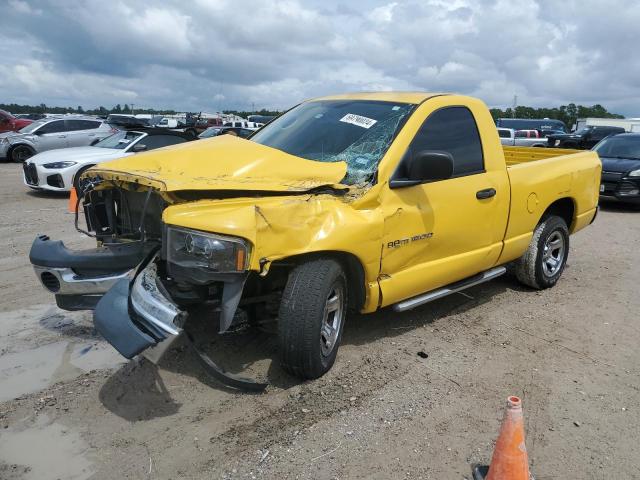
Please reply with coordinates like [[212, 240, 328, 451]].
[[392, 266, 507, 313]]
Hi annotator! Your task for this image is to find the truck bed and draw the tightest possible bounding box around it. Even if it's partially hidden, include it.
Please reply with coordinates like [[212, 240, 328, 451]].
[[503, 146, 584, 166], [501, 145, 601, 261]]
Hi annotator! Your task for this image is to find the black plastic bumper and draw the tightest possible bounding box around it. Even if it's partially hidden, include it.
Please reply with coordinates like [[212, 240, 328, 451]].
[[29, 235, 147, 274]]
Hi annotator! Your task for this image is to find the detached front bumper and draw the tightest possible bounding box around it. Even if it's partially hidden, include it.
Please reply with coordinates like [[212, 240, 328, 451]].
[[29, 235, 147, 310], [94, 260, 267, 390], [94, 262, 186, 359]]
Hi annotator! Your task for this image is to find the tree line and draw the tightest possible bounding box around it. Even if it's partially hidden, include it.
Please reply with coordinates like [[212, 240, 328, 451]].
[[489, 103, 624, 129], [0, 101, 622, 127], [0, 102, 282, 118]]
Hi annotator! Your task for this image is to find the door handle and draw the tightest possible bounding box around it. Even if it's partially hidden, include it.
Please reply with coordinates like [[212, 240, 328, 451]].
[[58, 135, 66, 138], [476, 188, 496, 199]]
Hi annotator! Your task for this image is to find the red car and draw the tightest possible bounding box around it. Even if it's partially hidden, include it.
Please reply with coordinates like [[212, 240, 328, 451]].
[[0, 109, 33, 133]]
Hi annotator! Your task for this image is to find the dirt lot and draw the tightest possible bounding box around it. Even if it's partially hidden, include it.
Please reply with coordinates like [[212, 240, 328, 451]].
[[1, 162, 639, 480]]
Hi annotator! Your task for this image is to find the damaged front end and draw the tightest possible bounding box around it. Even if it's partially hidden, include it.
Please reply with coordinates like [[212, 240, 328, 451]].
[[29, 180, 269, 390]]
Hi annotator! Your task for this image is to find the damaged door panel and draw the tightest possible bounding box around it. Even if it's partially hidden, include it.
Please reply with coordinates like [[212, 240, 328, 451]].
[[30, 92, 600, 390]]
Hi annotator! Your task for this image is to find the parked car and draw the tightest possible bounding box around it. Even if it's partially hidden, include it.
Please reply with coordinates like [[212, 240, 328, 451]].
[[223, 120, 263, 129], [497, 128, 547, 147], [496, 118, 568, 134], [196, 117, 224, 128], [0, 109, 33, 135], [22, 128, 193, 192], [106, 114, 149, 129], [0, 117, 116, 163], [248, 114, 276, 124], [547, 125, 626, 149], [593, 133, 640, 203], [30, 92, 600, 390], [198, 126, 255, 139], [14, 113, 46, 121]]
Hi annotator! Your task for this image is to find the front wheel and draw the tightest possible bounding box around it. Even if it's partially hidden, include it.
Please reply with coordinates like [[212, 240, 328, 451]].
[[278, 258, 347, 379], [515, 215, 569, 289], [10, 144, 35, 163]]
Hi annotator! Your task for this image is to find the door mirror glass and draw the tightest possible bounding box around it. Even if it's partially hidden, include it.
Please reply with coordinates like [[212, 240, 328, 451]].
[[390, 151, 454, 188]]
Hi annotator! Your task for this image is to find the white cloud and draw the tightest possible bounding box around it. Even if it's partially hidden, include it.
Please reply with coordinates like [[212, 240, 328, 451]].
[[0, 0, 638, 115]]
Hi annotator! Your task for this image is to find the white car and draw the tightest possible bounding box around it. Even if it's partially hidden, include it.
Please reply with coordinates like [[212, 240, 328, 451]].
[[22, 129, 191, 192]]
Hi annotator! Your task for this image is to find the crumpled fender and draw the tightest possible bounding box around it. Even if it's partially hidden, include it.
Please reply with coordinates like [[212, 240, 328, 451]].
[[162, 193, 385, 312]]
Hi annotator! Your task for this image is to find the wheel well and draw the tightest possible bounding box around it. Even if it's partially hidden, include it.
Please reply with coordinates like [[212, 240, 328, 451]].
[[72, 164, 95, 190], [541, 198, 575, 229], [8, 143, 34, 156], [272, 251, 366, 312]]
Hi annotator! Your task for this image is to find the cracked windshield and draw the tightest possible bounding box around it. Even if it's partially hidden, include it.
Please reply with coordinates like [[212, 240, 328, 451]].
[[251, 100, 415, 185]]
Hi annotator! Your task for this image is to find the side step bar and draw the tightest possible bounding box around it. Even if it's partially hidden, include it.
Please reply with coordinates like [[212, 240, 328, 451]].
[[392, 266, 507, 312]]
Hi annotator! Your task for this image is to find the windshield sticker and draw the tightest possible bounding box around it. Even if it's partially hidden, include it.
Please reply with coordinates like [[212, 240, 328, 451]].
[[392, 106, 401, 111], [340, 113, 377, 129]]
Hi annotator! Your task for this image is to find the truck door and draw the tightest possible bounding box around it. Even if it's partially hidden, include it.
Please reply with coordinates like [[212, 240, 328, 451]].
[[379, 104, 510, 306]]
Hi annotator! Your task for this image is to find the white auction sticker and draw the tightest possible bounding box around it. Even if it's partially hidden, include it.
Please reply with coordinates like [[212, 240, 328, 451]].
[[340, 113, 377, 129]]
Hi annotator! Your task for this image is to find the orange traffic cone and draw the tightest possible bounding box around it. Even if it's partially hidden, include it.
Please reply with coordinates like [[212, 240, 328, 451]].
[[472, 396, 531, 480], [68, 187, 78, 213]]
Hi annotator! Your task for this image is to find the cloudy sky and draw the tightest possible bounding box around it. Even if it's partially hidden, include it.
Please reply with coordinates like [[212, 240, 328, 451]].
[[1, 0, 638, 115]]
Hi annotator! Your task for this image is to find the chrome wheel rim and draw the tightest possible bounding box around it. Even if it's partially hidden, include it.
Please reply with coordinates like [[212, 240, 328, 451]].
[[320, 284, 344, 357], [542, 231, 565, 277]]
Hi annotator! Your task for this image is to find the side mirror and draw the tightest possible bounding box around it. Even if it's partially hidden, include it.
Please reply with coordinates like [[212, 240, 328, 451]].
[[132, 143, 147, 152], [389, 150, 454, 189]]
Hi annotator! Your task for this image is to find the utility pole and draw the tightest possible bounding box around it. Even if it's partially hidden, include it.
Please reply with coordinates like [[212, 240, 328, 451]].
[[131, 104, 135, 115], [252, 102, 255, 113], [512, 95, 517, 118]]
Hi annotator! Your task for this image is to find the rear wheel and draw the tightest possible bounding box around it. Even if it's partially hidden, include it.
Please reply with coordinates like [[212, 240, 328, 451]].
[[515, 215, 569, 289], [10, 144, 35, 163], [278, 258, 347, 379]]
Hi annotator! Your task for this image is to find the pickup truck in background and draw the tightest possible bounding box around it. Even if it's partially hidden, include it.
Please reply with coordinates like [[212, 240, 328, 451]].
[[547, 125, 626, 149], [497, 128, 548, 147], [29, 92, 601, 390]]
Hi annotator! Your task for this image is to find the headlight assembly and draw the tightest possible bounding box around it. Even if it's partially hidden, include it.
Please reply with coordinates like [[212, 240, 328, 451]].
[[43, 161, 77, 169], [166, 226, 249, 273], [628, 169, 640, 177]]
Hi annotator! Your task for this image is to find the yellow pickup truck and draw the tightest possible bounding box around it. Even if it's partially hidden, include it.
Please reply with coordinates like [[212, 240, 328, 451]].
[[30, 92, 600, 389]]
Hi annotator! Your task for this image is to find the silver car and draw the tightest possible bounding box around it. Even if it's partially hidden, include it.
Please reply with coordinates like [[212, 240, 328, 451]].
[[0, 117, 116, 162], [497, 128, 548, 148]]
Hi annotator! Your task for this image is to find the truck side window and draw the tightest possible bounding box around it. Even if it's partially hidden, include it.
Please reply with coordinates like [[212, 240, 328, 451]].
[[405, 106, 484, 177]]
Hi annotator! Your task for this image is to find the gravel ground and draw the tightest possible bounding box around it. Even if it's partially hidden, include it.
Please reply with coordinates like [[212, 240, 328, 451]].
[[0, 162, 639, 479]]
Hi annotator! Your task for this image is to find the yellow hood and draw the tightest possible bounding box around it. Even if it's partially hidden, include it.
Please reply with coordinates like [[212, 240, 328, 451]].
[[89, 135, 348, 193]]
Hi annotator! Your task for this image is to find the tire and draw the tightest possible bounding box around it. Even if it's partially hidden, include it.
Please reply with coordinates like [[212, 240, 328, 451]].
[[278, 258, 348, 379], [10, 144, 35, 163], [515, 215, 569, 289], [72, 164, 95, 193]]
